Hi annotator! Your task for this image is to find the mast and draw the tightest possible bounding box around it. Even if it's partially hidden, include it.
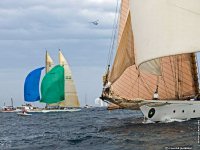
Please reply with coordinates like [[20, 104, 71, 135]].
[[85, 93, 87, 106], [11, 98, 13, 107], [191, 53, 199, 95], [175, 56, 179, 99]]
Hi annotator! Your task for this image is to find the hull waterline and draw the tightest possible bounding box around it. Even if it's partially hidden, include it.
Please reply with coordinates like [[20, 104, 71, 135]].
[[41, 108, 81, 113]]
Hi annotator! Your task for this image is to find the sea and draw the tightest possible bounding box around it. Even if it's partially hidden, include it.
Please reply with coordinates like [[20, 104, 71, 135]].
[[0, 108, 200, 150]]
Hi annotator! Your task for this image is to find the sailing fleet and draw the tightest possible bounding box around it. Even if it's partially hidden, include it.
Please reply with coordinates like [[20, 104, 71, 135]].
[[1, 0, 200, 122]]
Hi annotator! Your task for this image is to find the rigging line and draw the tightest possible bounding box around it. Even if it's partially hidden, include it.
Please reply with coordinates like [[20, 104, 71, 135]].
[[161, 58, 175, 98], [170, 55, 178, 98], [190, 53, 199, 94], [117, 73, 138, 91], [129, 72, 139, 97], [129, 67, 135, 98], [174, 55, 178, 98], [139, 74, 153, 96], [135, 68, 140, 98], [106, 0, 120, 69], [196, 53, 200, 83], [169, 56, 176, 84], [188, 54, 196, 89], [177, 55, 180, 98], [180, 55, 183, 98]]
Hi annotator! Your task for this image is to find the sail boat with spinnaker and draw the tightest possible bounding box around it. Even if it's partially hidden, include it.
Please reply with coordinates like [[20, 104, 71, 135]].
[[101, 0, 200, 122], [24, 50, 81, 113]]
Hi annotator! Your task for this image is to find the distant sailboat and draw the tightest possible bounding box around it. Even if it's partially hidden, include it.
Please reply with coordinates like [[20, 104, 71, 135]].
[[101, 0, 200, 122], [0, 98, 19, 113], [23, 50, 80, 113]]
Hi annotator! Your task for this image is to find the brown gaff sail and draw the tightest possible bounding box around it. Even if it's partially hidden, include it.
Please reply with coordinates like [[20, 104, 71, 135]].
[[102, 0, 200, 109]]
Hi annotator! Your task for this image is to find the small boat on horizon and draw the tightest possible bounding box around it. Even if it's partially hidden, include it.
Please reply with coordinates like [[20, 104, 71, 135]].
[[0, 98, 21, 113], [17, 111, 32, 116]]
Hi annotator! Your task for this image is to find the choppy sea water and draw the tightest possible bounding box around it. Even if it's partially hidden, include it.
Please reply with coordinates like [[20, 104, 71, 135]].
[[0, 108, 200, 150]]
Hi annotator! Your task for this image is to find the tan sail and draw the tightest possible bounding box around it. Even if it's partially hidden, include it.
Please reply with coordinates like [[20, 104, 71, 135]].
[[45, 51, 54, 73], [102, 0, 199, 109], [58, 50, 80, 107], [109, 13, 134, 83], [117, 0, 130, 45]]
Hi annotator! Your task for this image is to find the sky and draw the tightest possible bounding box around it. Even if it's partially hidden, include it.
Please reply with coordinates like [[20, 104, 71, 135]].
[[0, 0, 119, 107]]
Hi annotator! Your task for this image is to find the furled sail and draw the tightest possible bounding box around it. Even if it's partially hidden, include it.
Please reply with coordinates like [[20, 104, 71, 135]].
[[102, 0, 199, 108], [58, 50, 80, 107], [40, 65, 65, 104], [24, 67, 45, 102]]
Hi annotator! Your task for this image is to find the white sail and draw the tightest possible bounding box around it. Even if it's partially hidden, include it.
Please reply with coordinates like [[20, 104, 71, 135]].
[[58, 50, 80, 107], [130, 0, 200, 75]]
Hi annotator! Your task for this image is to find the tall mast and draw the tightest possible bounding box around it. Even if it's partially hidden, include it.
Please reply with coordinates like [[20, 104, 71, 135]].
[[11, 98, 13, 107], [191, 53, 199, 95]]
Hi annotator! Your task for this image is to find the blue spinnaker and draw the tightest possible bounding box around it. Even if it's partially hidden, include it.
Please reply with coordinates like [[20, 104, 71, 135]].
[[24, 67, 45, 102]]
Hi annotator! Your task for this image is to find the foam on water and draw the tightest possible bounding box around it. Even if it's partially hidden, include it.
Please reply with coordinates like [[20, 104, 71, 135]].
[[164, 118, 188, 123]]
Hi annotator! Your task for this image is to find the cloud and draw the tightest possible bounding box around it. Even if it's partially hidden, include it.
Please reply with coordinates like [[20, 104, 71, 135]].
[[0, 0, 117, 40], [0, 0, 118, 106]]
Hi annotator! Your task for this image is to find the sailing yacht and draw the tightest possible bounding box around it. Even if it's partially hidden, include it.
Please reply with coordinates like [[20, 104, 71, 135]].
[[101, 0, 200, 122], [24, 50, 81, 113]]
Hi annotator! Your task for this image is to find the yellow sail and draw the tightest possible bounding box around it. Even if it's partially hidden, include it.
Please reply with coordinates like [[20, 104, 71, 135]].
[[102, 0, 199, 109], [58, 50, 80, 107]]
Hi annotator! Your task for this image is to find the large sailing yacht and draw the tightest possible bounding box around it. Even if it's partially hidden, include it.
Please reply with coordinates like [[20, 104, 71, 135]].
[[101, 0, 200, 122], [41, 50, 80, 112]]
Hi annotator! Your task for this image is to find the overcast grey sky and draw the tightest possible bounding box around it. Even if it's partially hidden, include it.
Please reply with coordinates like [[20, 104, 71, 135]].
[[0, 0, 118, 107]]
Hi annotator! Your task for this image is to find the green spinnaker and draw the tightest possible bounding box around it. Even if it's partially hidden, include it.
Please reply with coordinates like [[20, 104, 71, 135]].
[[40, 65, 65, 104]]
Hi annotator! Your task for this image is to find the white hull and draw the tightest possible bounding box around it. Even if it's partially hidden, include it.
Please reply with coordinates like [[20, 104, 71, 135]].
[[140, 100, 200, 122], [26, 109, 43, 113], [17, 112, 32, 116], [41, 108, 81, 113]]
